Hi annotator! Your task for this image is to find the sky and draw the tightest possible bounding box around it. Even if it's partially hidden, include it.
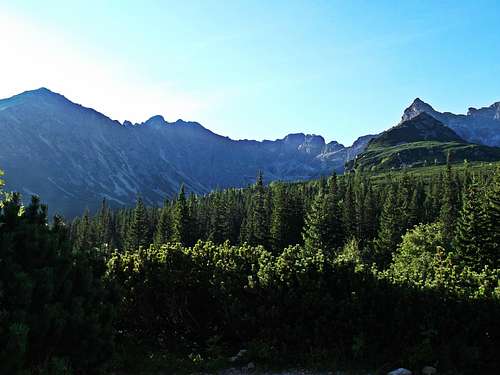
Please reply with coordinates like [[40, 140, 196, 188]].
[[1, 1, 500, 145]]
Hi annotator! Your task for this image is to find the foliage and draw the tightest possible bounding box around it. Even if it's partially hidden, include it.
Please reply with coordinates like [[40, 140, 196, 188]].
[[0, 194, 116, 373], [1, 163, 499, 372]]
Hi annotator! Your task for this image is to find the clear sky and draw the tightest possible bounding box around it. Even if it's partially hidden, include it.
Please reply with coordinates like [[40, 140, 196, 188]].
[[1, 1, 500, 145]]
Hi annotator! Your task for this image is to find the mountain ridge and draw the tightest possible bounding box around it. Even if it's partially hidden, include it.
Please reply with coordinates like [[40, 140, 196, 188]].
[[349, 113, 500, 171], [401, 97, 500, 146], [0, 88, 372, 217], [2, 87, 500, 217]]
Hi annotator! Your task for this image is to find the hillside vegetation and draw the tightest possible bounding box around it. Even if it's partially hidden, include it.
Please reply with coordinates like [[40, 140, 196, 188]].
[[0, 163, 499, 374], [348, 113, 500, 171]]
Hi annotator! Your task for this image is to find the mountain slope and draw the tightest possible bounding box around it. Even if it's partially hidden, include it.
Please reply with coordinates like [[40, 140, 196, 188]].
[[0, 88, 368, 217], [348, 113, 500, 171], [402, 98, 500, 146], [370, 112, 464, 148]]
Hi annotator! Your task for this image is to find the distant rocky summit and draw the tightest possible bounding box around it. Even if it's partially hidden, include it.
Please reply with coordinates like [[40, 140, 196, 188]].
[[402, 97, 500, 147], [348, 112, 500, 171]]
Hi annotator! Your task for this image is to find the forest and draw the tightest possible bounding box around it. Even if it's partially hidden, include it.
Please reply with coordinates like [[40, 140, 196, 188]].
[[0, 162, 499, 374]]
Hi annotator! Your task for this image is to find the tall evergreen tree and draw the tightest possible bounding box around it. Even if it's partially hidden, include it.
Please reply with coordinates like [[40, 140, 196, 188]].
[[171, 185, 192, 246], [342, 174, 358, 239], [374, 184, 401, 268], [208, 192, 230, 244], [270, 183, 304, 252], [154, 204, 171, 246], [361, 182, 378, 242], [73, 209, 95, 252], [453, 179, 488, 270], [241, 171, 269, 247], [302, 177, 344, 254], [126, 197, 149, 250], [96, 198, 114, 250], [483, 170, 500, 268], [440, 157, 459, 242]]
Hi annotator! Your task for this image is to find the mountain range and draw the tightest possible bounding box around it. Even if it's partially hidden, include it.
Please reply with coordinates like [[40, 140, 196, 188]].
[[1, 88, 499, 217], [402, 97, 500, 146], [0, 88, 373, 217], [348, 112, 500, 171]]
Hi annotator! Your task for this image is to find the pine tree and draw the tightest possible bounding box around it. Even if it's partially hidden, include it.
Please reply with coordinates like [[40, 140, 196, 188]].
[[478, 171, 500, 269], [171, 185, 192, 246], [126, 197, 149, 250], [453, 179, 489, 270], [342, 174, 358, 239], [361, 182, 378, 242], [302, 178, 344, 254], [154, 204, 171, 246], [270, 183, 304, 252], [73, 209, 95, 252], [0, 194, 115, 373], [208, 192, 230, 244], [241, 171, 269, 247], [96, 198, 114, 250], [440, 158, 459, 242], [397, 171, 414, 231], [374, 185, 401, 268]]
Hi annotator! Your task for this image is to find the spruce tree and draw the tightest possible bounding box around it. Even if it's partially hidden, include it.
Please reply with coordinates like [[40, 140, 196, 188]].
[[374, 185, 401, 268], [154, 204, 171, 246], [302, 180, 344, 254], [73, 209, 95, 252], [0, 194, 115, 373], [342, 174, 358, 239], [96, 198, 114, 250], [270, 183, 304, 252], [361, 182, 378, 242], [171, 185, 192, 246], [126, 197, 149, 250], [453, 179, 488, 270], [208, 192, 230, 244], [241, 171, 269, 247], [484, 170, 500, 268], [440, 158, 459, 242]]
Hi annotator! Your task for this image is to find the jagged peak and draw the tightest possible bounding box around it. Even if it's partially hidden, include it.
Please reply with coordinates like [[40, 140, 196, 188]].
[[145, 115, 166, 123], [408, 97, 434, 110], [400, 97, 437, 123]]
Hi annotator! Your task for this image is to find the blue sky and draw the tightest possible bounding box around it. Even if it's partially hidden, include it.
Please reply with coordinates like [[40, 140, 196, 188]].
[[1, 1, 500, 145]]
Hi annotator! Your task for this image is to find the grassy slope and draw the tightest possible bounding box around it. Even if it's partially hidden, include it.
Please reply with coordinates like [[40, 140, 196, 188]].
[[351, 141, 500, 172]]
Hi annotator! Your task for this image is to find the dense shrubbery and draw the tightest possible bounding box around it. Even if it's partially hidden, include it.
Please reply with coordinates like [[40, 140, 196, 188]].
[[0, 192, 117, 374], [1, 163, 499, 373], [106, 239, 499, 371]]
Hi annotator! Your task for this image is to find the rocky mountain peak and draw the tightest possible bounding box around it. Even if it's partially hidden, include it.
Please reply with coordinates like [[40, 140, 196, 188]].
[[144, 115, 166, 125], [370, 112, 464, 149], [401, 98, 436, 122], [466, 101, 500, 120]]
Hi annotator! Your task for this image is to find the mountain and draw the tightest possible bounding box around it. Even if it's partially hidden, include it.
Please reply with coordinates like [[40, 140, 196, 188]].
[[370, 112, 465, 147], [0, 88, 369, 217], [402, 98, 500, 147], [348, 113, 500, 171]]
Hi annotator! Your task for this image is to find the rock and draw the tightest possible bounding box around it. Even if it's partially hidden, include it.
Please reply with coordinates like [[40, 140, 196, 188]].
[[246, 362, 256, 371], [387, 368, 412, 375], [229, 349, 248, 363], [422, 366, 436, 375], [237, 349, 248, 357]]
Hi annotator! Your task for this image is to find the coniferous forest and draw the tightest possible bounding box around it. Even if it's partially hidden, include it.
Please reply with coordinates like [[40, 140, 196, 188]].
[[1, 162, 499, 374]]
